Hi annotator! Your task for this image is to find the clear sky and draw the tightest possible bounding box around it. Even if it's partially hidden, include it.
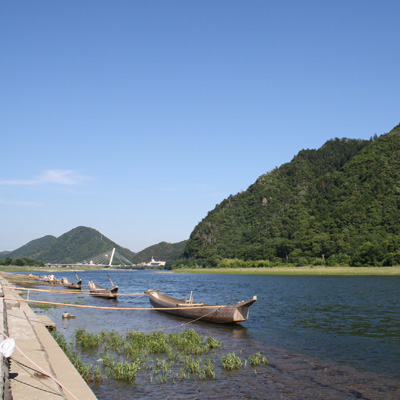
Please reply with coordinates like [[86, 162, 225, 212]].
[[1, 1, 399, 253]]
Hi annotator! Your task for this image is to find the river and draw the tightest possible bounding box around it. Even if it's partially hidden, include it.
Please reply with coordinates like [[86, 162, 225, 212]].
[[16, 270, 400, 399]]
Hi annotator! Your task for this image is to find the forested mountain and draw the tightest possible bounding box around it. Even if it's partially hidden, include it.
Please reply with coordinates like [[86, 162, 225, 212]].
[[180, 124, 400, 267], [7, 226, 136, 264], [4, 226, 187, 265], [7, 235, 56, 258], [131, 240, 188, 264]]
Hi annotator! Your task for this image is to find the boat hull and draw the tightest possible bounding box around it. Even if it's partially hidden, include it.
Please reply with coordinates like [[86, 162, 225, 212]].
[[62, 279, 82, 290], [146, 290, 256, 324], [88, 281, 118, 299]]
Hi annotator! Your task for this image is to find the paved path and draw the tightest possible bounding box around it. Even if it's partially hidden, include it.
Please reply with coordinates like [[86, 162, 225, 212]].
[[0, 276, 97, 400]]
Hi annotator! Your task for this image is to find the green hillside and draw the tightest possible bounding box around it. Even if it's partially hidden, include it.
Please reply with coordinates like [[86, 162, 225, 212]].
[[180, 124, 400, 267], [132, 240, 188, 264], [8, 235, 56, 258], [9, 226, 136, 264]]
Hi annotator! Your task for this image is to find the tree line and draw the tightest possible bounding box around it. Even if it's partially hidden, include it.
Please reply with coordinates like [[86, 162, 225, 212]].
[[0, 257, 45, 267]]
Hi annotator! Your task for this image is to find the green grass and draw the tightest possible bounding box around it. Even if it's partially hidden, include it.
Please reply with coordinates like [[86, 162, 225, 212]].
[[173, 266, 400, 275]]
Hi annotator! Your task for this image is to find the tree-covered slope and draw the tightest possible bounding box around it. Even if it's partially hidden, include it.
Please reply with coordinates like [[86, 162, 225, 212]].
[[182, 124, 400, 267], [16, 226, 136, 264], [131, 240, 188, 264], [8, 235, 56, 258]]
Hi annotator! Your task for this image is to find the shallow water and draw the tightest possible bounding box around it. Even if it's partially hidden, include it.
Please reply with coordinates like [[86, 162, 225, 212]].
[[16, 270, 400, 399]]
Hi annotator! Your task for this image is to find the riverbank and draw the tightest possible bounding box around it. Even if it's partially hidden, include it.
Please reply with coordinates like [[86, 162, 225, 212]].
[[173, 265, 400, 275], [0, 266, 112, 272], [0, 273, 97, 399]]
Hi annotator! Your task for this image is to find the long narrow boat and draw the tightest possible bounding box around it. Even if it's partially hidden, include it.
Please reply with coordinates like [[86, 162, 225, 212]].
[[88, 281, 118, 299], [40, 275, 63, 285], [62, 277, 82, 290], [145, 289, 257, 324]]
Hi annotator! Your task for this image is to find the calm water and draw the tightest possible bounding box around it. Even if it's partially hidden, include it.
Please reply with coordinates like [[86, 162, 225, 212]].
[[16, 270, 400, 399]]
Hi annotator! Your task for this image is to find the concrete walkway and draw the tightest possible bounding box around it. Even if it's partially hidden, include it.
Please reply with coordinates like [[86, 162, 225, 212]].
[[0, 276, 97, 400]]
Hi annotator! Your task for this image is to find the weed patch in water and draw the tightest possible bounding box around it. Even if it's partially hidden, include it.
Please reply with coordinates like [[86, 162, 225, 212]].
[[51, 331, 103, 383], [249, 352, 268, 367], [32, 302, 56, 311], [221, 352, 246, 370], [54, 328, 269, 386]]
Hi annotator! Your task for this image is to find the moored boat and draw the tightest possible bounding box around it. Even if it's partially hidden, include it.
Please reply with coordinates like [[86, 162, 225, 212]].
[[88, 281, 118, 299], [40, 275, 63, 285], [62, 277, 82, 290], [145, 289, 257, 324]]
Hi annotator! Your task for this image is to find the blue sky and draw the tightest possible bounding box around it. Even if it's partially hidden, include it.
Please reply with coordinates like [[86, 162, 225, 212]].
[[1, 1, 399, 253]]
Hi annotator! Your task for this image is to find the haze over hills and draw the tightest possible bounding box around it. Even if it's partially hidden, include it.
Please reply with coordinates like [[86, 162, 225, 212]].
[[2, 226, 187, 265], [179, 123, 400, 267]]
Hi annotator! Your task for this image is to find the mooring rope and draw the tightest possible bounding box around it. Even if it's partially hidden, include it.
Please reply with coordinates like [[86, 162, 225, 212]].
[[130, 306, 224, 334], [3, 297, 229, 311], [0, 330, 80, 400], [3, 286, 143, 296]]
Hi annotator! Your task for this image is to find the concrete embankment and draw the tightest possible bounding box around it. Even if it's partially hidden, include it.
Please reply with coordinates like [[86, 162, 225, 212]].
[[0, 275, 98, 400]]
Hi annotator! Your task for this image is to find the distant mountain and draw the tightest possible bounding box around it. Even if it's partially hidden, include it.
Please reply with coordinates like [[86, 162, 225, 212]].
[[180, 123, 400, 267], [6, 226, 136, 264], [132, 240, 188, 264], [7, 235, 56, 258], [0, 251, 11, 259]]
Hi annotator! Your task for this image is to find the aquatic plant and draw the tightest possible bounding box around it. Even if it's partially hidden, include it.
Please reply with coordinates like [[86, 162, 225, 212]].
[[126, 331, 148, 349], [167, 329, 220, 355], [205, 334, 221, 350], [220, 352, 245, 370], [91, 365, 103, 382], [146, 331, 169, 354], [32, 302, 55, 311], [75, 329, 102, 349], [124, 342, 145, 363], [105, 360, 140, 383], [57, 328, 268, 386], [203, 358, 216, 379], [52, 331, 103, 382], [248, 352, 268, 367], [99, 330, 125, 352]]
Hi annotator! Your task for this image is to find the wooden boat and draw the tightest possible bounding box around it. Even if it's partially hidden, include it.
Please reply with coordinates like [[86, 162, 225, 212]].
[[40, 275, 63, 285], [88, 281, 118, 299], [145, 289, 257, 324], [62, 277, 82, 290]]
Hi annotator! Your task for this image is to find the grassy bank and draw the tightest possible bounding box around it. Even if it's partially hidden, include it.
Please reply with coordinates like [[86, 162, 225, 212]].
[[173, 266, 400, 275], [0, 266, 106, 272]]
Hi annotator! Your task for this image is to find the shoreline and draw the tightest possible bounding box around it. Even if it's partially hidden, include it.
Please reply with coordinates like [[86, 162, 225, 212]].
[[3, 265, 400, 276], [172, 265, 400, 275]]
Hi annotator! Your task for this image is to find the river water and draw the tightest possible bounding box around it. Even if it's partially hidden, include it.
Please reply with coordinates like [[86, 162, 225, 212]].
[[16, 270, 400, 399]]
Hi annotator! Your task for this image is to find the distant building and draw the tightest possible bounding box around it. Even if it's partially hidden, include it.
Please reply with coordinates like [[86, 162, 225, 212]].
[[148, 257, 166, 267]]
